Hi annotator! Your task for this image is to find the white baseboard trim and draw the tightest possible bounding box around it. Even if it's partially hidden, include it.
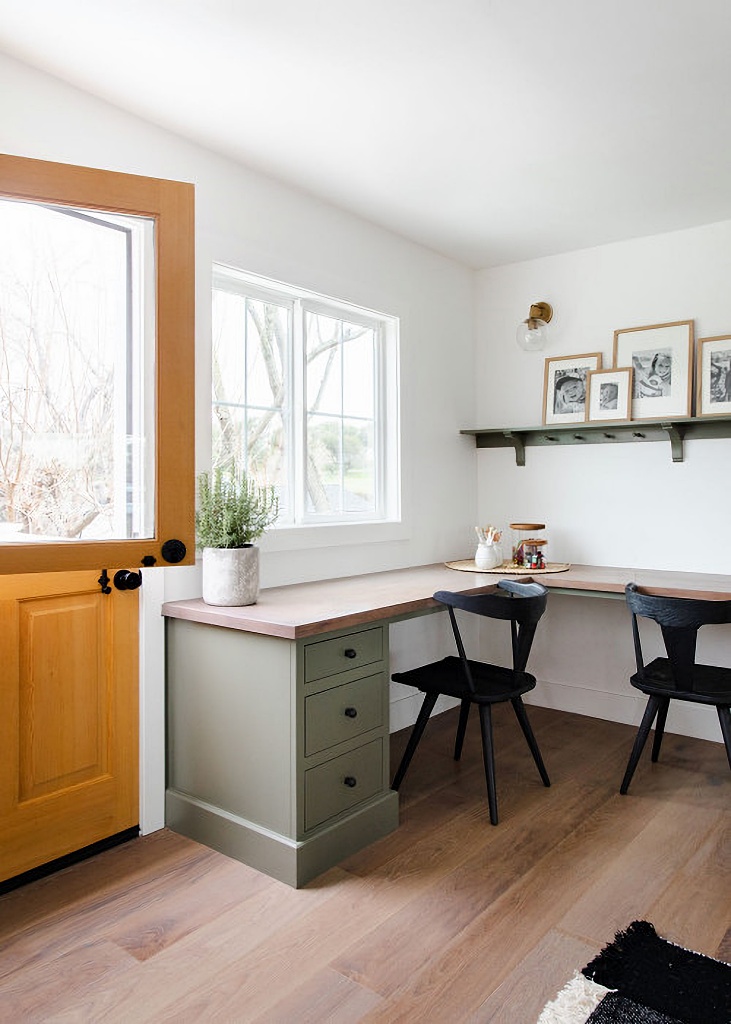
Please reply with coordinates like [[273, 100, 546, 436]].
[[389, 691, 459, 735], [523, 678, 723, 745], [390, 677, 723, 746]]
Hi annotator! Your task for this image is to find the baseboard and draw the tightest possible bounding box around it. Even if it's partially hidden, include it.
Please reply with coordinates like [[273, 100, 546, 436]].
[[525, 678, 723, 745], [389, 679, 723, 746], [389, 691, 459, 734]]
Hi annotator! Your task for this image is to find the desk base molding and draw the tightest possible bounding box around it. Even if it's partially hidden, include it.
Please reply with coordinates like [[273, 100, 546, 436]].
[[165, 787, 399, 888]]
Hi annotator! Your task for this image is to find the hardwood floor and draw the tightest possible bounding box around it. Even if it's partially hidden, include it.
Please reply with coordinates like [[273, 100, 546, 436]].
[[0, 705, 729, 1022]]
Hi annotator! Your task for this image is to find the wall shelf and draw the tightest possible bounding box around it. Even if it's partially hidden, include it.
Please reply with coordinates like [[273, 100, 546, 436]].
[[461, 415, 731, 466]]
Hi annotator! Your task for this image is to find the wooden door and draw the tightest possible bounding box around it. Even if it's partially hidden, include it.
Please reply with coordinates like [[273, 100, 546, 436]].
[[0, 154, 194, 882], [0, 572, 138, 883]]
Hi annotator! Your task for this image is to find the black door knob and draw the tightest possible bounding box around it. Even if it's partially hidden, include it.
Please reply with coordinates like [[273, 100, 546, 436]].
[[113, 569, 142, 591], [343, 776, 357, 788], [344, 707, 358, 718], [344, 648, 357, 659]]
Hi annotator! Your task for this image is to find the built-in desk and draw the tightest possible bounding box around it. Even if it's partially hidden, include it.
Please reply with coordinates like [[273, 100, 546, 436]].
[[162, 562, 731, 886]]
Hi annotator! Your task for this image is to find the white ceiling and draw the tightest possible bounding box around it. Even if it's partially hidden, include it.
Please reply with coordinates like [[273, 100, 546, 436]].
[[3, 0, 731, 268]]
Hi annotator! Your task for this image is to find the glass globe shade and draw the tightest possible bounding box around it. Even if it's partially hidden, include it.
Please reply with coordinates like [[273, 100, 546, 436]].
[[516, 317, 548, 351]]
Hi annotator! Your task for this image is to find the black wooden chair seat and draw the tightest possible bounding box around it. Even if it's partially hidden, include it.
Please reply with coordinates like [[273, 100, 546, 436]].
[[393, 656, 538, 703], [632, 658, 731, 705], [620, 582, 731, 795], [391, 578, 550, 825]]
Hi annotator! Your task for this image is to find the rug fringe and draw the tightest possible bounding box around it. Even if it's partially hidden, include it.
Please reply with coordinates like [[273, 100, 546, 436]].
[[536, 972, 612, 1024], [581, 919, 731, 1024]]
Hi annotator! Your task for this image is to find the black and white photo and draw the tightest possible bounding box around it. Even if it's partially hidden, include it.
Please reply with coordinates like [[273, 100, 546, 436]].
[[587, 367, 633, 422], [697, 334, 731, 416], [543, 352, 602, 424], [613, 320, 693, 419]]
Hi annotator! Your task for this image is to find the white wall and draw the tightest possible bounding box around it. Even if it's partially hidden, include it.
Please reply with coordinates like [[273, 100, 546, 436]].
[[4, 51, 725, 830], [0, 53, 477, 829], [474, 224, 731, 742]]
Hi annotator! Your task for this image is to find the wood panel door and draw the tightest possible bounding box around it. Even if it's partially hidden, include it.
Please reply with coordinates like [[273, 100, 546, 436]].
[[0, 154, 194, 880], [0, 572, 138, 883]]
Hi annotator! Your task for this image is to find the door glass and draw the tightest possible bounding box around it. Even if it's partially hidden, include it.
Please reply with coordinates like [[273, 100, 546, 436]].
[[0, 197, 155, 543]]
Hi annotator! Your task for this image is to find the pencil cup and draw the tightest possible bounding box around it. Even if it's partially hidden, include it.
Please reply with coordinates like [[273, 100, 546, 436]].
[[475, 542, 502, 571]]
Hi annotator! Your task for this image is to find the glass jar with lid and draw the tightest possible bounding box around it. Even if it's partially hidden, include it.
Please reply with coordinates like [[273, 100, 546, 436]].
[[509, 522, 548, 569]]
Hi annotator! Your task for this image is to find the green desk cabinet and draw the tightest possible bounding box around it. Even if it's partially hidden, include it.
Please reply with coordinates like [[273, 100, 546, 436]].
[[165, 617, 399, 887]]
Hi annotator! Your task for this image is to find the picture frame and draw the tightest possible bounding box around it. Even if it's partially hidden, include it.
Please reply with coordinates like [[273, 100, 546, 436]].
[[542, 352, 602, 425], [613, 320, 693, 420], [587, 367, 633, 422], [696, 335, 731, 417]]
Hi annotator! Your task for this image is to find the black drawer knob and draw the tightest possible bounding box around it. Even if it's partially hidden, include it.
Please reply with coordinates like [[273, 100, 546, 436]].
[[344, 648, 357, 659], [344, 706, 358, 718], [343, 776, 357, 788]]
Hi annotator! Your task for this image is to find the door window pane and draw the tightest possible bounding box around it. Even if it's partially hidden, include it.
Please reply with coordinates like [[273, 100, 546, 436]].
[[0, 197, 155, 541]]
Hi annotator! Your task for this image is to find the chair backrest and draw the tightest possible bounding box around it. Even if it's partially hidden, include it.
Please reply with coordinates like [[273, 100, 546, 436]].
[[625, 582, 731, 691], [433, 580, 548, 691]]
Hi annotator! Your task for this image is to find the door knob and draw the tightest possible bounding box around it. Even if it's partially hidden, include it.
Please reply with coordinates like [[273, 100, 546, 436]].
[[113, 569, 142, 591]]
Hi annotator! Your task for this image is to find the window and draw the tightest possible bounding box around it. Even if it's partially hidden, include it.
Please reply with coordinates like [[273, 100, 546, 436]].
[[212, 266, 399, 527], [0, 153, 194, 574], [0, 197, 155, 542]]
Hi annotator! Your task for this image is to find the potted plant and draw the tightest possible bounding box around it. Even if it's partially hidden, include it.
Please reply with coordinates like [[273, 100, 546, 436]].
[[196, 464, 279, 606]]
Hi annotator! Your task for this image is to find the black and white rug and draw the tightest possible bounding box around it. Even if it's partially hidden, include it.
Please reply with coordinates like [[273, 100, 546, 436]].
[[538, 920, 731, 1024]]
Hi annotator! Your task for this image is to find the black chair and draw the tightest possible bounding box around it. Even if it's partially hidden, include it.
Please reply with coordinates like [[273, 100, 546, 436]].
[[391, 579, 550, 825], [620, 582, 731, 794]]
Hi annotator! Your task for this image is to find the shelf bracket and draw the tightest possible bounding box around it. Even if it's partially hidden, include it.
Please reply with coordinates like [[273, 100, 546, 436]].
[[660, 421, 684, 463], [502, 430, 526, 467]]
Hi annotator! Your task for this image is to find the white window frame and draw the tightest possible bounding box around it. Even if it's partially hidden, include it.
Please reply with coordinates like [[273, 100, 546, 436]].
[[212, 265, 401, 534]]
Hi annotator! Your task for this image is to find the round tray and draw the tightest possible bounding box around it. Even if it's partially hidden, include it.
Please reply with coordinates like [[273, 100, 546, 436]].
[[445, 560, 571, 575]]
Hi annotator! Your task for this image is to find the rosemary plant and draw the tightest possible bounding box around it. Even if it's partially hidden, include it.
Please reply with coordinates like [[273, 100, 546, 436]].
[[196, 465, 279, 548]]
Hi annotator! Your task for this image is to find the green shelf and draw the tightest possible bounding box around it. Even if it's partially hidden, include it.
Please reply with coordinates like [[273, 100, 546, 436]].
[[461, 415, 731, 465]]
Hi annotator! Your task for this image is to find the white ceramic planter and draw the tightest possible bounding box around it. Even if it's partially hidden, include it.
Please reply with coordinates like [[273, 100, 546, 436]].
[[201, 545, 260, 606]]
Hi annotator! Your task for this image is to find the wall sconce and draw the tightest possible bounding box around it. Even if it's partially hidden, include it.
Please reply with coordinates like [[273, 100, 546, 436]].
[[516, 301, 553, 351]]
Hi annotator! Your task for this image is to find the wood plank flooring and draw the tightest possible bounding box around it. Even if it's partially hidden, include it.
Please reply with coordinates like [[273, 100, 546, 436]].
[[0, 705, 729, 1022]]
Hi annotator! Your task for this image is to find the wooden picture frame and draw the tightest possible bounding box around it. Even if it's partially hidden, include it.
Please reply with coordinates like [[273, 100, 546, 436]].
[[613, 320, 693, 420], [587, 367, 633, 422], [696, 335, 731, 416], [543, 352, 602, 425]]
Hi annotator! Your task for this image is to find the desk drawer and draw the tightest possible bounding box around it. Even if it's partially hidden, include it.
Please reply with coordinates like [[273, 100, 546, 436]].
[[304, 738, 383, 831], [305, 673, 384, 756], [304, 627, 383, 682]]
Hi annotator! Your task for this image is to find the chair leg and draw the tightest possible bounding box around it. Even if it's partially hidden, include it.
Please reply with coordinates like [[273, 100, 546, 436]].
[[651, 697, 670, 762], [478, 703, 499, 826], [454, 699, 471, 761], [391, 692, 438, 790], [511, 697, 550, 787], [620, 694, 662, 795], [717, 706, 731, 772]]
